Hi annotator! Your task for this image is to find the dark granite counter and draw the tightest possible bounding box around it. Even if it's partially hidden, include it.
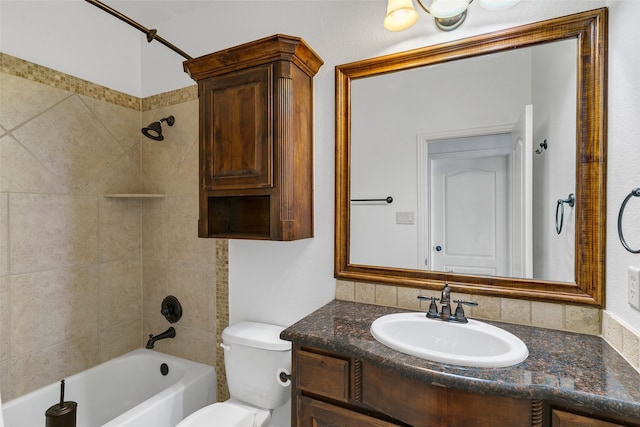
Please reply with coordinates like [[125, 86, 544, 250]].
[[281, 300, 640, 421]]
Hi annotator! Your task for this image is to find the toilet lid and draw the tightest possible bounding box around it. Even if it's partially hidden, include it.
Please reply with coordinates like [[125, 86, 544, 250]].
[[177, 403, 259, 427]]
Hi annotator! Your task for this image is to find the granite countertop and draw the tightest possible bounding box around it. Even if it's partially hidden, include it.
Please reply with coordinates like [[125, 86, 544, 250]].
[[281, 300, 640, 421]]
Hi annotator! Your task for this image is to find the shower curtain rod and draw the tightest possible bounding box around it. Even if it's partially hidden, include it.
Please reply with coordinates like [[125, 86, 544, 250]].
[[84, 0, 193, 60]]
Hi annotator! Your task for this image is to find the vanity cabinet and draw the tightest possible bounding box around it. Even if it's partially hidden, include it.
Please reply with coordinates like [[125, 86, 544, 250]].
[[550, 410, 624, 427], [546, 405, 640, 427], [183, 34, 323, 240], [292, 347, 535, 427]]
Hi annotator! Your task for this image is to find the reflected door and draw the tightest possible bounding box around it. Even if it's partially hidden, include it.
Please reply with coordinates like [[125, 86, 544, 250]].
[[430, 155, 509, 276]]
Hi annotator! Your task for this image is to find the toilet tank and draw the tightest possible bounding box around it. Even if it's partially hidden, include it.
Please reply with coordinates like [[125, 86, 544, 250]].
[[221, 322, 292, 410]]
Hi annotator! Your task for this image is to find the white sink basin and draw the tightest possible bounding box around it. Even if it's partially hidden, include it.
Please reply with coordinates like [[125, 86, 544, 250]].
[[370, 312, 528, 368]]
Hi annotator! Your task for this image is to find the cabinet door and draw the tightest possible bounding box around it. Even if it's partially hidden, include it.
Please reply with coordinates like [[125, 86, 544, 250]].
[[201, 64, 273, 190], [298, 396, 401, 427], [551, 409, 624, 427]]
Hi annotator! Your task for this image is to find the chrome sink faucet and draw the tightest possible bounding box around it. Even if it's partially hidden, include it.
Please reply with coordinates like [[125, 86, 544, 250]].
[[418, 283, 478, 323]]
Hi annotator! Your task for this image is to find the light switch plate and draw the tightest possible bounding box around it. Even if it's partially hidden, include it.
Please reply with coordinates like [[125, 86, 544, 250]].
[[396, 211, 415, 225], [629, 266, 640, 310]]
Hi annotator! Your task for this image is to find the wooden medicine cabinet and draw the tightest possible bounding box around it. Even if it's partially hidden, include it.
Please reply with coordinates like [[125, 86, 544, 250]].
[[184, 34, 323, 240]]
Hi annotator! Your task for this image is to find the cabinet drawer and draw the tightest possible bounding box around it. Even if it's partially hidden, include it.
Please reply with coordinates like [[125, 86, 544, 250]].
[[551, 409, 624, 427], [296, 350, 350, 402], [298, 396, 401, 427], [362, 362, 532, 427]]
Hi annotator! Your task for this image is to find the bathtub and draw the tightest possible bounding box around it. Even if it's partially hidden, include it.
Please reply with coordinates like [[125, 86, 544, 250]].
[[2, 349, 216, 427]]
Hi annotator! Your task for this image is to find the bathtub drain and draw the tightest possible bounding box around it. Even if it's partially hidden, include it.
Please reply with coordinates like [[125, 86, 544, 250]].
[[160, 363, 169, 376]]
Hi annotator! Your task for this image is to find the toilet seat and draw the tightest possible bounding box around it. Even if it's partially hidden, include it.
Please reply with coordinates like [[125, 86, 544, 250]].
[[177, 400, 271, 427]]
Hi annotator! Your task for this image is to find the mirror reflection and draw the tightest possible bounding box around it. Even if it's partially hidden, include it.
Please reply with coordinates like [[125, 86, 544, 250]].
[[336, 9, 607, 306], [350, 39, 577, 283]]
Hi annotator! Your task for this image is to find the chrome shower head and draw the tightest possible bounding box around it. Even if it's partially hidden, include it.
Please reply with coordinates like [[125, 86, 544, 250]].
[[141, 115, 175, 141]]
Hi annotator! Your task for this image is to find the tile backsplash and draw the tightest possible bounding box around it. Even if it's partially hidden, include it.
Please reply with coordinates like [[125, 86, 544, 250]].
[[337, 280, 601, 335]]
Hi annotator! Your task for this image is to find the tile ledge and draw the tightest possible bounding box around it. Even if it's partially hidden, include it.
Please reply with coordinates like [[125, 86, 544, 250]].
[[602, 310, 640, 374]]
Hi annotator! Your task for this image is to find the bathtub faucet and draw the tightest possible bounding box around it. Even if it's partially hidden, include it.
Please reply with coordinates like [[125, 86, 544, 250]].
[[146, 327, 176, 349]]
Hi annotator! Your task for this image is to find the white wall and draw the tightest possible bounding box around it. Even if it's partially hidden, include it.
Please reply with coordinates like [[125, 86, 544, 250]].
[[531, 39, 577, 282], [606, 0, 640, 328], [4, 0, 640, 335], [0, 0, 143, 96]]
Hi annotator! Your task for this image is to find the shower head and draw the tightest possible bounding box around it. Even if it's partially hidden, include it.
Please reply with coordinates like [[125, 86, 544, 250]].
[[141, 115, 175, 141]]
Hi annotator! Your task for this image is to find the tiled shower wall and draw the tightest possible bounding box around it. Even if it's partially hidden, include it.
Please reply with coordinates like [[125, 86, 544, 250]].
[[0, 53, 220, 401]]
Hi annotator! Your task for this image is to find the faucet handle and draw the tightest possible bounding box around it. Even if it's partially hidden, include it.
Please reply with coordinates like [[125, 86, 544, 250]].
[[417, 295, 439, 318], [452, 299, 478, 323], [453, 299, 478, 306]]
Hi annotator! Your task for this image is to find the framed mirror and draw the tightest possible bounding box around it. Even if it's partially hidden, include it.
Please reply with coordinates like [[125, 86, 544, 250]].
[[335, 8, 607, 306]]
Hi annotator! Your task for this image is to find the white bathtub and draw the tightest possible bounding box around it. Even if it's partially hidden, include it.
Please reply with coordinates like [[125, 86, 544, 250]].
[[2, 349, 216, 427]]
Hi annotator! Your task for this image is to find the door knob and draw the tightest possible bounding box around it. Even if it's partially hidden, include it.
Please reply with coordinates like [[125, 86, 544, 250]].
[[434, 245, 442, 252]]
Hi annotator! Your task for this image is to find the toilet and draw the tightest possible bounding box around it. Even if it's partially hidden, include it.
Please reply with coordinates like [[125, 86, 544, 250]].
[[177, 321, 291, 427]]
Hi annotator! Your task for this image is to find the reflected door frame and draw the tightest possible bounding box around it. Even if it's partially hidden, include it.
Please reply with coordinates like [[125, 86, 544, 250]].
[[430, 152, 509, 276], [416, 124, 515, 272]]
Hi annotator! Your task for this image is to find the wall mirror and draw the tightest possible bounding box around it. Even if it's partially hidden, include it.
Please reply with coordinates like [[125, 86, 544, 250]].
[[335, 8, 607, 306]]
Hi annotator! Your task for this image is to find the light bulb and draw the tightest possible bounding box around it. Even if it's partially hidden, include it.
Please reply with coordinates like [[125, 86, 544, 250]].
[[384, 0, 419, 31]]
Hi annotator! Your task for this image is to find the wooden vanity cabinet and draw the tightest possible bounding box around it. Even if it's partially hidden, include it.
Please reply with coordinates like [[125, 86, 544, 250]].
[[183, 35, 323, 240], [292, 346, 535, 427], [546, 404, 640, 427]]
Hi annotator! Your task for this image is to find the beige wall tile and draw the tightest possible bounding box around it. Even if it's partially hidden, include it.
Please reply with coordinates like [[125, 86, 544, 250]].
[[99, 198, 142, 262], [142, 258, 169, 320], [0, 73, 71, 131], [335, 280, 355, 301], [99, 319, 141, 363], [0, 359, 10, 400], [531, 301, 564, 329], [602, 311, 623, 350], [500, 299, 531, 325], [602, 311, 640, 371], [622, 327, 640, 369], [146, 100, 200, 198], [80, 95, 140, 152], [0, 193, 7, 276], [11, 96, 125, 193], [397, 286, 421, 310], [10, 194, 99, 274], [93, 146, 146, 195], [166, 196, 215, 264], [141, 105, 195, 194], [564, 305, 600, 335], [0, 134, 68, 194], [165, 139, 199, 198], [99, 259, 142, 327], [142, 200, 168, 258], [0, 276, 9, 361], [355, 282, 375, 304], [9, 334, 98, 399], [167, 261, 216, 331], [10, 266, 99, 356], [375, 284, 397, 306], [468, 294, 501, 320]]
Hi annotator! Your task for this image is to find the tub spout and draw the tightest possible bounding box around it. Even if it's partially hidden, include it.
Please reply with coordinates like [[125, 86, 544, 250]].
[[146, 327, 176, 349]]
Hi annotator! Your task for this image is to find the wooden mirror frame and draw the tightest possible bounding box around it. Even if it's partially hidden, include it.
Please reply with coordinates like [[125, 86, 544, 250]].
[[335, 8, 607, 306]]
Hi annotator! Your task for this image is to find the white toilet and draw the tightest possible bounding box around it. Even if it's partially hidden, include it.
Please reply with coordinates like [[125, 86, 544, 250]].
[[177, 321, 292, 427]]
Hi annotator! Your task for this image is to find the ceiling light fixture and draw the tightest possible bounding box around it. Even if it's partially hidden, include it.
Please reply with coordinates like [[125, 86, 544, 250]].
[[384, 0, 521, 32]]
